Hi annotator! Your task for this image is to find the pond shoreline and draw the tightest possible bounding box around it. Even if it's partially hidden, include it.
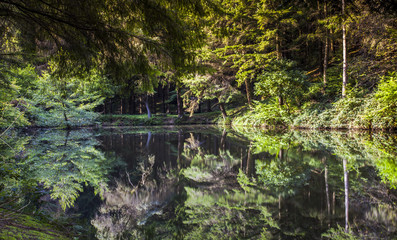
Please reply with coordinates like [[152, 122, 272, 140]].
[[1, 111, 396, 133]]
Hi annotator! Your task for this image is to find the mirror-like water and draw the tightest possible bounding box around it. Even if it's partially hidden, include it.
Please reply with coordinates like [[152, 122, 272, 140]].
[[1, 126, 397, 239]]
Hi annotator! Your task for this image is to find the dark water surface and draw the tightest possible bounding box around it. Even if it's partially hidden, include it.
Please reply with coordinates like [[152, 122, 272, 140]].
[[1, 126, 397, 239]]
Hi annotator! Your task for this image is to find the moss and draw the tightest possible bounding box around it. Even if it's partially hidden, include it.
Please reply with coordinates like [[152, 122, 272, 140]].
[[0, 209, 70, 240]]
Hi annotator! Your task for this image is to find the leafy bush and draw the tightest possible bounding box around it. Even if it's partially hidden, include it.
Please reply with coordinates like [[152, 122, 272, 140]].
[[292, 72, 397, 130], [322, 226, 359, 240], [232, 100, 291, 127], [0, 66, 36, 128], [255, 59, 308, 107], [368, 72, 397, 129], [292, 102, 333, 129]]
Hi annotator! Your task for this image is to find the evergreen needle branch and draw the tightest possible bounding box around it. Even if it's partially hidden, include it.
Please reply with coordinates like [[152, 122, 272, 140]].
[[0, 105, 24, 137]]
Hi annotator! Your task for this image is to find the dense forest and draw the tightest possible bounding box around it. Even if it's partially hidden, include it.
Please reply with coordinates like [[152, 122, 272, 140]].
[[1, 1, 397, 239], [0, 0, 396, 129]]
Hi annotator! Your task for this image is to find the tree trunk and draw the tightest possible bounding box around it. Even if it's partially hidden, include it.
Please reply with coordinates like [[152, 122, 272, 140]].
[[166, 83, 170, 114], [342, 0, 347, 98], [278, 95, 284, 106], [120, 98, 123, 114], [176, 87, 183, 118], [246, 142, 254, 177], [145, 94, 152, 119], [323, 0, 329, 89], [151, 94, 156, 114], [278, 194, 282, 220], [276, 31, 281, 60], [207, 100, 212, 112], [220, 129, 227, 151], [125, 98, 129, 115], [139, 96, 143, 114], [177, 130, 184, 168], [323, 36, 329, 88], [278, 148, 284, 161], [330, 29, 334, 53], [343, 158, 349, 232], [129, 94, 136, 114], [146, 131, 152, 150], [162, 85, 166, 114], [62, 102, 70, 129], [245, 79, 253, 106], [323, 157, 331, 224], [219, 102, 227, 121], [325, 163, 330, 215]]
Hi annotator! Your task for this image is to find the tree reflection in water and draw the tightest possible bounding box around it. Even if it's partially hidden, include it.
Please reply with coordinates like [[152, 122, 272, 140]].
[[91, 128, 397, 239], [1, 127, 397, 239], [0, 129, 121, 237]]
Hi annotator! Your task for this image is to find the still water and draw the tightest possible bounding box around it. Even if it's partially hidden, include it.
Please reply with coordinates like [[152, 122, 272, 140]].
[[1, 126, 397, 239]]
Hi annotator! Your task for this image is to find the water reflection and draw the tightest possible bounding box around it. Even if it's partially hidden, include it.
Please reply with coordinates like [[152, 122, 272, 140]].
[[1, 127, 397, 239], [0, 129, 120, 210], [343, 158, 349, 233]]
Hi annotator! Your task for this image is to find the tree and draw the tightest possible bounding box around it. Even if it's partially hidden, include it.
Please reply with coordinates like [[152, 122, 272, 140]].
[[0, 129, 120, 211], [28, 65, 109, 127], [183, 73, 239, 121], [0, 0, 210, 82], [254, 60, 307, 108], [342, 0, 348, 98]]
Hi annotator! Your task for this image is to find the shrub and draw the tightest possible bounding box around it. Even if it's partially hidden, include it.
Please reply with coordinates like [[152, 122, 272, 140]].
[[232, 100, 291, 127]]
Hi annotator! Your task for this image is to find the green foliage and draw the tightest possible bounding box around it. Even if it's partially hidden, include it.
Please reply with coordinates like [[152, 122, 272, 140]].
[[0, 96, 30, 128], [292, 102, 334, 129], [229, 61, 308, 127], [374, 156, 397, 189], [293, 72, 397, 130], [255, 59, 308, 107], [181, 133, 240, 182], [0, 132, 34, 201], [183, 75, 238, 103], [322, 225, 359, 240], [255, 152, 311, 196], [232, 100, 291, 127], [183, 186, 278, 239], [371, 72, 397, 128], [26, 130, 120, 210], [0, 129, 121, 211], [213, 0, 303, 88], [0, 66, 36, 128], [364, 133, 397, 189], [182, 74, 240, 116], [237, 168, 256, 193], [27, 67, 110, 127], [0, 65, 114, 128], [0, 0, 211, 81], [293, 96, 370, 129], [233, 127, 397, 195]]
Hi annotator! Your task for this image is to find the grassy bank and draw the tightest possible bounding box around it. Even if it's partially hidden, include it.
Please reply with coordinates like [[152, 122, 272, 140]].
[[99, 111, 221, 127], [229, 72, 397, 131], [229, 93, 396, 131]]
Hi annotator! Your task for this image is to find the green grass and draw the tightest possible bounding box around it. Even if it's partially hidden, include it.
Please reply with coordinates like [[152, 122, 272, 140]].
[[99, 111, 221, 126]]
